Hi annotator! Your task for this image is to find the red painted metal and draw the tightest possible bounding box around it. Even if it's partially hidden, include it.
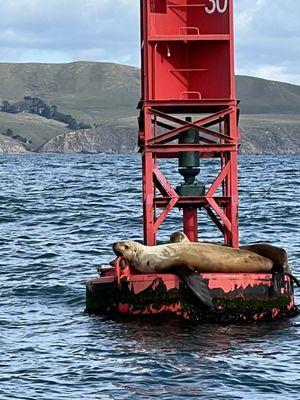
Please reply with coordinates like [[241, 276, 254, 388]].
[[139, 0, 240, 246], [86, 266, 297, 322], [183, 208, 198, 241]]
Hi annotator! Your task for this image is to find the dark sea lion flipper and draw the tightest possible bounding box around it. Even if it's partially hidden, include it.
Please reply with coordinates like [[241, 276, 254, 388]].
[[176, 269, 213, 308], [286, 273, 300, 288]]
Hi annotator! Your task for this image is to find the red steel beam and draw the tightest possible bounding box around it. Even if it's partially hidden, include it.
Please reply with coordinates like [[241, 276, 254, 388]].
[[146, 144, 237, 155], [206, 197, 232, 233], [153, 167, 179, 198], [148, 108, 235, 145], [206, 161, 231, 197], [183, 208, 198, 242], [154, 197, 178, 232], [204, 207, 226, 235], [154, 197, 231, 208]]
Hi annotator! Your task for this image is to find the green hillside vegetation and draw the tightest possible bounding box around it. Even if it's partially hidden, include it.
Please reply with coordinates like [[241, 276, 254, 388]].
[[1, 62, 300, 120], [0, 61, 299, 153], [0, 112, 69, 148], [237, 76, 300, 114], [0, 62, 140, 123]]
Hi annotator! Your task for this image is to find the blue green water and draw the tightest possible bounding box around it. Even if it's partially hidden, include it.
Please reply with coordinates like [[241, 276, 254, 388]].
[[0, 154, 299, 399]]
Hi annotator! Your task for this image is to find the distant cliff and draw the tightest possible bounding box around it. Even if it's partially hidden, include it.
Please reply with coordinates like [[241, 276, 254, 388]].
[[37, 116, 300, 155], [0, 134, 29, 153], [240, 115, 300, 155], [38, 124, 137, 154]]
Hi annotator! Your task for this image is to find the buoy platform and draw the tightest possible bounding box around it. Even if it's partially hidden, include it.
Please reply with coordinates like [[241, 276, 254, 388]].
[[86, 259, 298, 323]]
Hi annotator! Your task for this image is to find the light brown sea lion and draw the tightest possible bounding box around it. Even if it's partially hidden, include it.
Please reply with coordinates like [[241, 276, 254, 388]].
[[169, 232, 292, 274], [113, 240, 273, 274]]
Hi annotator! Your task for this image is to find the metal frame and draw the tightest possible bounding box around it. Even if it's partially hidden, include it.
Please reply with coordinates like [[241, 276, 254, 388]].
[[139, 0, 239, 247]]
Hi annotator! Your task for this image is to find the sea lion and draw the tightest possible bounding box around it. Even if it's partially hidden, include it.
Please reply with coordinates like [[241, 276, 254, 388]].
[[113, 239, 215, 307], [113, 240, 273, 274], [169, 232, 292, 274], [240, 244, 291, 274], [169, 231, 190, 243], [170, 232, 225, 246]]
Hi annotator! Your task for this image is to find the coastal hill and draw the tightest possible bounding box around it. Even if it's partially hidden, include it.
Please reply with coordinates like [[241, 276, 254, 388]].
[[0, 62, 299, 154]]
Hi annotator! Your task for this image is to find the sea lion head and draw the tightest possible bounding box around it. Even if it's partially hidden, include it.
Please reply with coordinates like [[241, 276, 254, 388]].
[[170, 231, 190, 243], [112, 240, 141, 263]]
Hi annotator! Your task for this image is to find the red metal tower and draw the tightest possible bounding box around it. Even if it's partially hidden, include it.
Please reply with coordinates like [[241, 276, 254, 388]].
[[139, 0, 239, 247]]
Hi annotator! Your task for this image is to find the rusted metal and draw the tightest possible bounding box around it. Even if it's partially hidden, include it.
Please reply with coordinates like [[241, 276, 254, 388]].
[[86, 268, 298, 323]]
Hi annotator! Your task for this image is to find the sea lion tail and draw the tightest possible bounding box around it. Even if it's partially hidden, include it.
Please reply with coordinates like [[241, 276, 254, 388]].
[[176, 269, 213, 308]]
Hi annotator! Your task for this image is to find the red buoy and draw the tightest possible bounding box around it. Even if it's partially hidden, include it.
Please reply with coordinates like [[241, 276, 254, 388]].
[[86, 0, 297, 322]]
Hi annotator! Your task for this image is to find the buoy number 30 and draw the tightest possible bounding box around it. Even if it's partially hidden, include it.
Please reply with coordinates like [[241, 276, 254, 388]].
[[205, 0, 228, 14]]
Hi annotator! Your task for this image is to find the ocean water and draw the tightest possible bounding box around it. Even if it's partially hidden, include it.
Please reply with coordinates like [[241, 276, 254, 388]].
[[0, 153, 299, 400]]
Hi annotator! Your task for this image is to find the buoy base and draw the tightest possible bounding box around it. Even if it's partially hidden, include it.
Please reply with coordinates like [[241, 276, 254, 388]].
[[86, 269, 298, 323]]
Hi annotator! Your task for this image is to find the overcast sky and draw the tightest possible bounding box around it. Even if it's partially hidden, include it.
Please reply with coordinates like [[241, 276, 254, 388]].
[[0, 0, 299, 84]]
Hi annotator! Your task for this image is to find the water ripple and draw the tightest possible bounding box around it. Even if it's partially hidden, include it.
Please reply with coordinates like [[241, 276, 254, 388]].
[[0, 153, 299, 399]]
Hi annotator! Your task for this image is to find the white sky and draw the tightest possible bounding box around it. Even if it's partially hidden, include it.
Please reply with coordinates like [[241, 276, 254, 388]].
[[0, 0, 299, 84]]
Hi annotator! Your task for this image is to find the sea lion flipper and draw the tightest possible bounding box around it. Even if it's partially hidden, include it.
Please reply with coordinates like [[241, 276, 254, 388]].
[[286, 273, 300, 288], [177, 269, 213, 308]]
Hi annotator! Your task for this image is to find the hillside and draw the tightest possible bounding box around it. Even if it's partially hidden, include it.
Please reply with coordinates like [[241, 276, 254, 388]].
[[0, 112, 70, 149], [237, 76, 300, 114], [0, 62, 140, 123], [0, 62, 299, 153]]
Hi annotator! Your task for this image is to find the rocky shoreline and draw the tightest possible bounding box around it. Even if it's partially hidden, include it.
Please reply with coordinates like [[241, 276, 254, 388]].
[[38, 125, 137, 154], [0, 134, 29, 153]]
